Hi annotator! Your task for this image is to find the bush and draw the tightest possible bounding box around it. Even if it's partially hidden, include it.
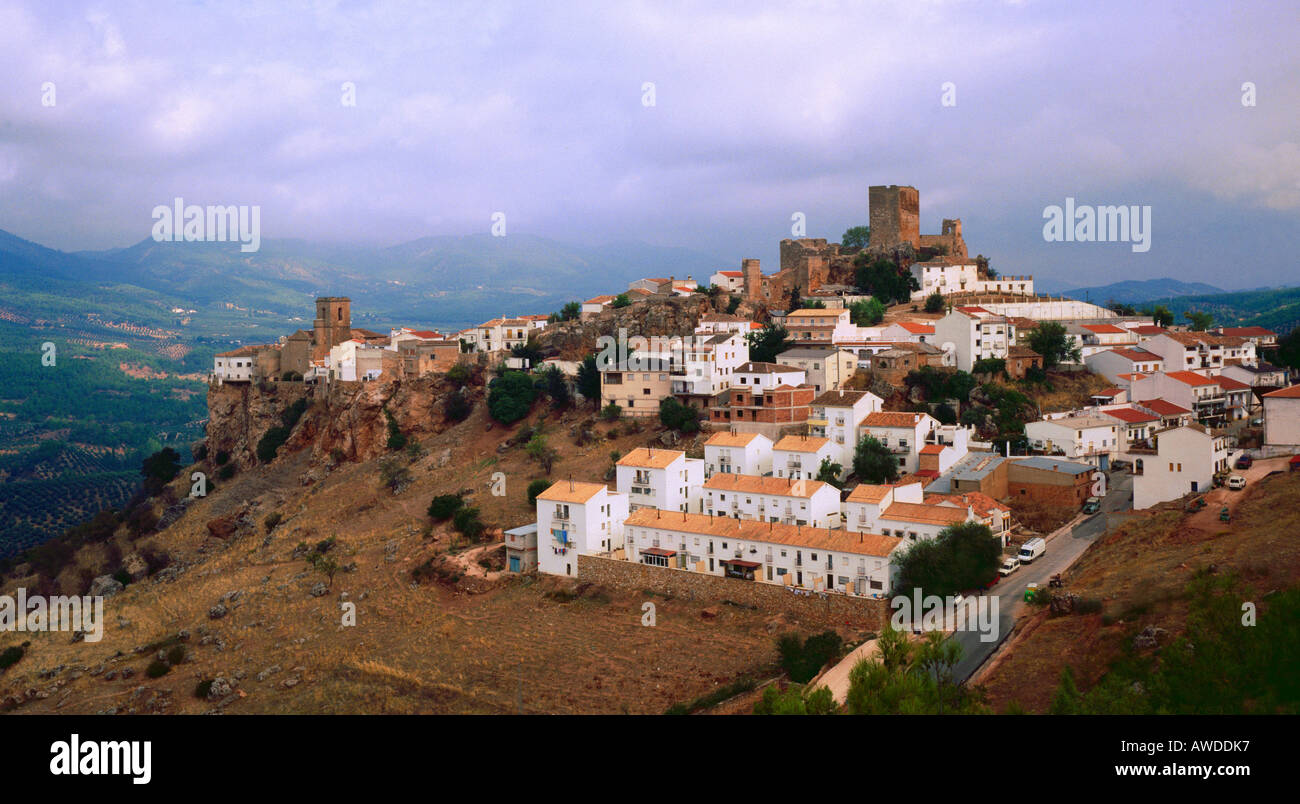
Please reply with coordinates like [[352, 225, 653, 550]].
[[264, 512, 282, 533], [453, 506, 484, 540], [215, 450, 230, 466], [487, 371, 538, 424], [777, 631, 844, 684], [194, 679, 214, 699], [256, 425, 290, 463], [112, 568, 132, 587], [428, 494, 464, 520], [166, 644, 187, 665], [924, 291, 945, 314], [600, 403, 622, 421], [659, 397, 699, 432], [146, 659, 171, 678], [444, 387, 473, 422], [446, 362, 473, 387], [527, 478, 551, 506], [218, 463, 236, 480], [0, 645, 25, 670]]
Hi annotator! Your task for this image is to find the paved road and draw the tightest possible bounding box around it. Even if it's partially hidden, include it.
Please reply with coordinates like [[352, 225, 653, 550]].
[[950, 470, 1133, 683]]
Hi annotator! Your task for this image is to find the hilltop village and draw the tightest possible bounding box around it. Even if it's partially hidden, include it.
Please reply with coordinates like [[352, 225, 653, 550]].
[[209, 183, 1298, 596]]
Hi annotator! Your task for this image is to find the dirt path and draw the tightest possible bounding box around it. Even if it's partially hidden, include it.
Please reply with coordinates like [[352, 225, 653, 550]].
[[1181, 456, 1290, 535]]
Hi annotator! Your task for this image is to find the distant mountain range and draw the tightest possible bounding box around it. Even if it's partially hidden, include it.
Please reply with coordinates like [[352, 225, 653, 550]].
[[1, 229, 726, 333], [1037, 277, 1227, 304]]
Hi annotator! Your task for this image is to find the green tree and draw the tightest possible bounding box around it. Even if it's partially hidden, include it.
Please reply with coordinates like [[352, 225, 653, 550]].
[[525, 432, 559, 474], [1142, 304, 1174, 327], [1185, 310, 1214, 331], [659, 397, 700, 433], [853, 435, 898, 484], [487, 370, 538, 423], [1026, 321, 1081, 368], [815, 457, 843, 488], [537, 364, 570, 409], [841, 225, 870, 249], [853, 255, 917, 304], [923, 291, 945, 314], [893, 521, 1001, 597], [610, 293, 631, 309], [576, 354, 601, 405], [428, 494, 464, 520], [746, 323, 791, 363], [559, 301, 581, 321], [848, 298, 885, 326], [526, 478, 551, 506]]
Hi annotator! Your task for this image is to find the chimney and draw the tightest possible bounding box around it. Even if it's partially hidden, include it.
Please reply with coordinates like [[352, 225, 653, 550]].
[[568, 474, 573, 492]]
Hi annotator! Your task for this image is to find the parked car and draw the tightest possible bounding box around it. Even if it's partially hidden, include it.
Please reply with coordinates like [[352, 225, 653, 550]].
[[1235, 455, 1253, 469], [1111, 459, 1130, 471], [1082, 497, 1102, 514], [1227, 475, 1247, 490], [998, 556, 1021, 577], [1249, 417, 1264, 427], [1017, 537, 1046, 564]]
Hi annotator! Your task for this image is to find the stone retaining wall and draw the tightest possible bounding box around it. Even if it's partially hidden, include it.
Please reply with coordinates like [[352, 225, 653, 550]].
[[577, 554, 887, 630]]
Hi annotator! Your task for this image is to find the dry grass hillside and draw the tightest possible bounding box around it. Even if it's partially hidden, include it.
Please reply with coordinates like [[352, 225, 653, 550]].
[[0, 391, 819, 715], [978, 465, 1300, 713]]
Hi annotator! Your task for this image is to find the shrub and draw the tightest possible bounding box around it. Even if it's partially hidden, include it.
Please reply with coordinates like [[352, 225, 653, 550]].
[[487, 371, 538, 424], [218, 463, 236, 480], [659, 397, 699, 432], [446, 362, 473, 386], [444, 387, 473, 422], [256, 425, 290, 463], [384, 408, 407, 451], [194, 679, 214, 699], [166, 644, 187, 665], [777, 631, 844, 684], [453, 506, 484, 540], [600, 403, 622, 421], [0, 645, 24, 671], [264, 512, 282, 532], [146, 659, 171, 678], [215, 450, 230, 466], [112, 568, 132, 587], [924, 291, 945, 314], [428, 494, 464, 520], [527, 478, 551, 506]]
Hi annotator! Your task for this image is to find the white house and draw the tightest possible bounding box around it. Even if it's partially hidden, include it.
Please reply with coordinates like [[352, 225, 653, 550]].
[[774, 346, 860, 393], [843, 482, 924, 533], [1024, 413, 1121, 469], [708, 270, 745, 293], [622, 509, 902, 596], [808, 388, 884, 470], [732, 361, 807, 391], [783, 308, 857, 346], [879, 321, 936, 343], [1129, 371, 1228, 426], [703, 474, 842, 528], [535, 481, 629, 577], [1085, 347, 1165, 384], [329, 339, 386, 381], [1131, 425, 1230, 509], [926, 491, 1014, 547], [1143, 332, 1226, 374], [581, 295, 616, 316], [212, 346, 260, 382], [1262, 385, 1300, 446], [703, 431, 773, 477], [772, 435, 839, 480], [858, 411, 938, 474], [933, 306, 1016, 372], [695, 312, 754, 336], [670, 331, 749, 398], [616, 447, 705, 513]]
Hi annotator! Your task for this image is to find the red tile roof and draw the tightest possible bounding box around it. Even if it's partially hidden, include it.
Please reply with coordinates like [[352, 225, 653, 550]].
[[1139, 398, 1192, 416], [1104, 407, 1159, 424], [1263, 384, 1300, 399], [1166, 370, 1218, 386]]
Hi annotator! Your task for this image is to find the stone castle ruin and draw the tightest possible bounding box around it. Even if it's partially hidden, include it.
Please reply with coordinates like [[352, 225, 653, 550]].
[[739, 184, 970, 307]]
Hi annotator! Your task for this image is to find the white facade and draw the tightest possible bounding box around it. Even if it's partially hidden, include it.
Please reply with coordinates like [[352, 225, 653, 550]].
[[858, 411, 938, 474], [1262, 386, 1300, 446], [535, 481, 630, 577], [703, 474, 842, 528], [1132, 426, 1229, 509], [703, 431, 773, 477], [772, 435, 839, 480], [622, 510, 901, 596], [671, 331, 749, 396], [843, 482, 924, 533], [1025, 414, 1121, 467], [733, 362, 807, 391], [708, 271, 745, 293], [808, 389, 885, 471], [1085, 347, 1164, 384], [616, 447, 705, 513], [933, 307, 1016, 372]]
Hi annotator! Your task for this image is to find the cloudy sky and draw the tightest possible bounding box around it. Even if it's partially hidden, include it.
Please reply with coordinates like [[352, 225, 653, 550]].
[[1, 0, 1297, 289]]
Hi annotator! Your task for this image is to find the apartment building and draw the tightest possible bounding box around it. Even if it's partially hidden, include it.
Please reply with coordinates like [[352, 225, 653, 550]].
[[600, 355, 674, 417], [1143, 332, 1226, 374], [783, 308, 856, 346], [774, 346, 859, 393], [858, 411, 939, 474], [843, 482, 924, 534], [1084, 346, 1165, 384], [703, 474, 841, 528], [933, 306, 1016, 372], [670, 331, 749, 406], [772, 435, 838, 480], [807, 389, 884, 470], [709, 362, 815, 437], [1024, 413, 1121, 469], [1131, 425, 1229, 509], [703, 431, 773, 477], [1262, 385, 1300, 446], [1101, 406, 1161, 448], [535, 481, 629, 577], [616, 447, 705, 513], [1129, 371, 1229, 426], [623, 509, 901, 596]]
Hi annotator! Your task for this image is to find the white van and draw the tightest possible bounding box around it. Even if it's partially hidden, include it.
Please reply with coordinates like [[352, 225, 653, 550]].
[[1017, 537, 1046, 564], [1227, 475, 1246, 490], [998, 556, 1021, 576]]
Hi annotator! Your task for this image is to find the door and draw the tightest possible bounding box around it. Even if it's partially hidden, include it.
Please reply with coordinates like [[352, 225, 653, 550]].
[[508, 556, 520, 572]]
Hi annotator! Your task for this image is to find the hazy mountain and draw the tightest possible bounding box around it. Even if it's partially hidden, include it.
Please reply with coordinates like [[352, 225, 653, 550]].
[[1038, 277, 1226, 304]]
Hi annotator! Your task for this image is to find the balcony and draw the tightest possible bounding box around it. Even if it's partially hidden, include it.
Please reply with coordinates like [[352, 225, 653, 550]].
[[806, 417, 829, 427]]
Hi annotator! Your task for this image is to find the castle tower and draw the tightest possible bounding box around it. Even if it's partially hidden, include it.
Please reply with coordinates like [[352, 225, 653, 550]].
[[741, 258, 762, 301], [313, 296, 352, 359], [868, 185, 920, 250]]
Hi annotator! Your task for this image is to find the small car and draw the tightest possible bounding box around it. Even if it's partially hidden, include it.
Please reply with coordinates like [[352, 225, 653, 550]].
[[1082, 497, 1102, 514], [1235, 455, 1253, 470], [1227, 475, 1246, 490], [998, 556, 1021, 577]]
